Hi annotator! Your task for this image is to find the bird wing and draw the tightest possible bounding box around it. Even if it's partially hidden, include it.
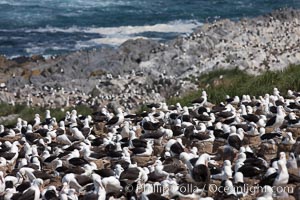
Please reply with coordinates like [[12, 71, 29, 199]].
[[18, 188, 35, 200], [266, 116, 276, 127]]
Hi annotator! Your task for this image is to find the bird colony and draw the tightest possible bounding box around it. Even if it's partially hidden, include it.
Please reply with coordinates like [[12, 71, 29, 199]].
[[0, 88, 299, 200]]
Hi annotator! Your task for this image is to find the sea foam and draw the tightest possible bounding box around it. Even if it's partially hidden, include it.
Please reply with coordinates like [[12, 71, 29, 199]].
[[32, 20, 201, 46]]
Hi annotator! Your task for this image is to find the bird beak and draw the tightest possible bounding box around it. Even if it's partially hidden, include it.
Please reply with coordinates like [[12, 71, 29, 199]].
[[128, 149, 132, 154], [39, 184, 44, 191], [20, 173, 26, 181], [282, 107, 286, 113], [205, 160, 208, 167]]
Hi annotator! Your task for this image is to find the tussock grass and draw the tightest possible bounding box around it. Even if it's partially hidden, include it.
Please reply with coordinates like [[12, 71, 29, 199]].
[[2, 65, 300, 124], [167, 65, 300, 106]]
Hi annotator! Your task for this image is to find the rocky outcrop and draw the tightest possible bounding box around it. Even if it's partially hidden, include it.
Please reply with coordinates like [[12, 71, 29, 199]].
[[0, 9, 300, 110]]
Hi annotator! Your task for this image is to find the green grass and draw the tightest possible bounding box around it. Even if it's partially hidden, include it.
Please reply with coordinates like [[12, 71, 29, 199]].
[[0, 103, 93, 127], [167, 65, 300, 106], [2, 64, 300, 125], [136, 104, 150, 114]]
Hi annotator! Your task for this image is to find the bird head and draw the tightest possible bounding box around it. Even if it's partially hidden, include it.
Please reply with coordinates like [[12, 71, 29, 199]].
[[234, 172, 244, 184], [289, 152, 295, 160], [279, 152, 286, 161], [154, 160, 162, 166], [277, 159, 286, 171]]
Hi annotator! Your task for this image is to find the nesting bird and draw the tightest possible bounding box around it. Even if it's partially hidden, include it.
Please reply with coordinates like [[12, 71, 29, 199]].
[[0, 88, 299, 200]]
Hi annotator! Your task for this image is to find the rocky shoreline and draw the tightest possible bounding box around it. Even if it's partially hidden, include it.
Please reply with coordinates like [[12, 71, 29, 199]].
[[1, 8, 300, 110]]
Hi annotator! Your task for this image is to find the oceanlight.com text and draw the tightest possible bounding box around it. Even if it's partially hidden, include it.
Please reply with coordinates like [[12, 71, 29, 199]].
[[125, 183, 294, 196]]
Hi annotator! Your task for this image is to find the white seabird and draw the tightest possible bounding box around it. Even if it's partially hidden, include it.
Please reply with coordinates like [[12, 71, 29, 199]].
[[265, 105, 285, 131]]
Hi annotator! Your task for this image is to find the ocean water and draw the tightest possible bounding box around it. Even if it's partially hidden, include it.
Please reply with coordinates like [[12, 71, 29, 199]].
[[0, 0, 300, 57]]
